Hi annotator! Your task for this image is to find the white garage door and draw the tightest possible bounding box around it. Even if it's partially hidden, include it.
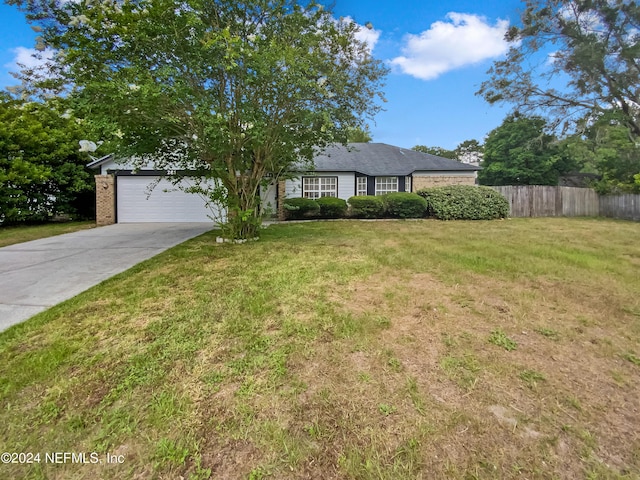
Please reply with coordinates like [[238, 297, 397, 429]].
[[117, 176, 226, 223]]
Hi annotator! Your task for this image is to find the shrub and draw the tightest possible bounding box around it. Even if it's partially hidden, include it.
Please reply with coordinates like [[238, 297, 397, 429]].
[[282, 197, 320, 220], [347, 195, 386, 218], [382, 192, 427, 218], [417, 185, 509, 220], [316, 196, 348, 218]]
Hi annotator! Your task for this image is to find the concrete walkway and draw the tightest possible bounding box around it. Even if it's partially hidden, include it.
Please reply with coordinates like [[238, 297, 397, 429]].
[[0, 223, 213, 332]]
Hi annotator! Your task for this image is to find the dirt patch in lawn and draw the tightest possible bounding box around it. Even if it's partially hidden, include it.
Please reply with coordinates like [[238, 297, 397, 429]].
[[331, 268, 640, 477]]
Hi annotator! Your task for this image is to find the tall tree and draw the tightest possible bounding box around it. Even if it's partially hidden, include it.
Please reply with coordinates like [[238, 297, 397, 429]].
[[0, 93, 94, 224], [10, 0, 387, 239], [479, 115, 577, 185], [411, 145, 457, 159], [454, 139, 484, 165], [477, 0, 640, 136]]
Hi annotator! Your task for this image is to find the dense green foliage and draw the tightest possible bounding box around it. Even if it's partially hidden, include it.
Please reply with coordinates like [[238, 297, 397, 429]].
[[346, 127, 373, 143], [282, 197, 320, 220], [316, 196, 348, 218], [479, 115, 577, 186], [455, 139, 484, 165], [347, 195, 386, 218], [417, 186, 510, 220], [382, 192, 427, 218], [560, 112, 640, 193], [0, 94, 94, 224], [411, 145, 457, 159], [9, 0, 387, 239]]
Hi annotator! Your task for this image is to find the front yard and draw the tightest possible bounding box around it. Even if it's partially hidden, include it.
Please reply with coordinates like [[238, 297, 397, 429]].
[[1, 218, 639, 479]]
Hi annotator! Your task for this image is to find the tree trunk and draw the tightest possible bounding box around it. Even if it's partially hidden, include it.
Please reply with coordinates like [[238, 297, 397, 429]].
[[223, 177, 262, 240]]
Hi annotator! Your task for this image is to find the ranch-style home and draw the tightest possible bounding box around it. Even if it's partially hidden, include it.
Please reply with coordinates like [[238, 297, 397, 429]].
[[90, 142, 479, 225]]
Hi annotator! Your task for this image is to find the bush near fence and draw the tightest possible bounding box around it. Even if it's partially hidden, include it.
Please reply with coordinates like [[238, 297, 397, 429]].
[[417, 186, 510, 220]]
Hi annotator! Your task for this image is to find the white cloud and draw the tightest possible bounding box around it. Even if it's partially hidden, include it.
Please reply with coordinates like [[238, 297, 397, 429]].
[[339, 16, 381, 53], [5, 46, 55, 72], [390, 13, 512, 80], [546, 50, 561, 66], [354, 22, 381, 52]]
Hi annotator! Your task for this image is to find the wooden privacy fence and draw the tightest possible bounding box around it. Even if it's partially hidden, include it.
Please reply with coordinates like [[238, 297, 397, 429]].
[[491, 186, 599, 217], [490, 186, 640, 221], [599, 194, 640, 221]]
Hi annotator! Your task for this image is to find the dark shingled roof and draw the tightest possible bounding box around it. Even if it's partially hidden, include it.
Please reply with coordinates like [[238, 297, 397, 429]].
[[89, 143, 480, 176], [302, 143, 480, 176]]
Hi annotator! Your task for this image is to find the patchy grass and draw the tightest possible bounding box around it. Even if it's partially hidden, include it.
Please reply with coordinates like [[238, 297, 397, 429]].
[[488, 329, 518, 351], [0, 221, 95, 247], [519, 369, 547, 389], [0, 218, 639, 479]]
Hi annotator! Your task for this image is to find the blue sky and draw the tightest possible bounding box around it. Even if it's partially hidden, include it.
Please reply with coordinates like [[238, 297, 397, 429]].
[[1, 0, 525, 150]]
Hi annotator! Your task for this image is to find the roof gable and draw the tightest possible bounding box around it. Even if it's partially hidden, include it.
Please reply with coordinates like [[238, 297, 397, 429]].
[[86, 153, 115, 169]]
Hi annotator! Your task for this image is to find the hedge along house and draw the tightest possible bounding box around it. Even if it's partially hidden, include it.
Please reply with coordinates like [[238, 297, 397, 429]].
[[90, 143, 478, 225], [277, 143, 480, 219]]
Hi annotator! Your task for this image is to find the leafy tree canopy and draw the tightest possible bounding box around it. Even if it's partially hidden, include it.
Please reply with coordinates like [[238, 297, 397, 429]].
[[0, 93, 94, 224], [477, 0, 640, 137], [411, 145, 457, 159], [559, 111, 640, 192], [346, 126, 373, 143], [478, 115, 578, 185], [454, 139, 484, 164], [9, 0, 388, 238]]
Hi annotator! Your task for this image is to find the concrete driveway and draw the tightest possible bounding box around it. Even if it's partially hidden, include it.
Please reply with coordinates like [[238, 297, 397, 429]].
[[0, 223, 213, 332]]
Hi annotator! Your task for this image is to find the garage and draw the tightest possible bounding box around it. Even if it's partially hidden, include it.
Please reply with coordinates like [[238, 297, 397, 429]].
[[116, 175, 225, 223]]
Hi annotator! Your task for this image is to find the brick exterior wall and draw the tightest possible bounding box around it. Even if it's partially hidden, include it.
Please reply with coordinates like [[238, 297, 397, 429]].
[[95, 174, 115, 226], [277, 180, 287, 221], [412, 175, 476, 191]]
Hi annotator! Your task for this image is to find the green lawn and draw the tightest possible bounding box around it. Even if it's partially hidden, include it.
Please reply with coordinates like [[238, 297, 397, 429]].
[[0, 221, 96, 248], [1, 218, 639, 479]]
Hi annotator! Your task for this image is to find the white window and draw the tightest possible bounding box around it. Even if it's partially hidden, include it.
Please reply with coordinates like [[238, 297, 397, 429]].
[[357, 177, 367, 196], [405, 176, 412, 193], [303, 177, 337, 199], [375, 176, 398, 195]]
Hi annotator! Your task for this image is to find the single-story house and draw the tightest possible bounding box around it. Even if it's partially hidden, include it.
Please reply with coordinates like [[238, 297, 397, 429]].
[[282, 142, 479, 198], [89, 143, 479, 225]]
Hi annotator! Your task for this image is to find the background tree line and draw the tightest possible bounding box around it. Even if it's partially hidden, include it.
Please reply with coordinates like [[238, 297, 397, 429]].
[[412, 110, 639, 192]]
